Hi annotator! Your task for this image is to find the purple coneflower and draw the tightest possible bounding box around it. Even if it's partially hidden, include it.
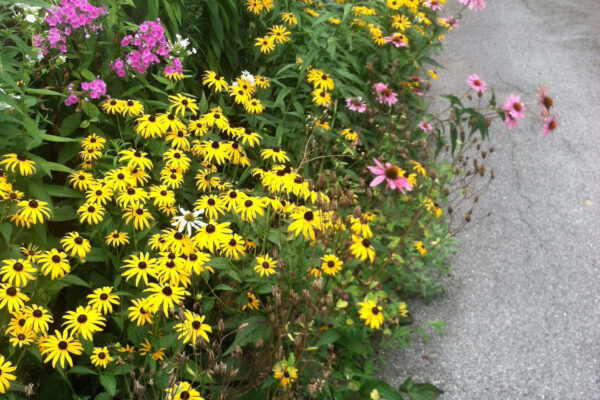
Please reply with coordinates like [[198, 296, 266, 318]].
[[367, 158, 413, 194]]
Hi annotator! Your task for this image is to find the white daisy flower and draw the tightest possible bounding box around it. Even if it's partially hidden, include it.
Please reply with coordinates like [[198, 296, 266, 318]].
[[171, 207, 206, 236]]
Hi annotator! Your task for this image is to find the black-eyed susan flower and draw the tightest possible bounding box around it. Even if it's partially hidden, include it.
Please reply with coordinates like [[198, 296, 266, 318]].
[[163, 228, 194, 255], [0, 284, 29, 312], [254, 75, 270, 89], [174, 310, 211, 345], [81, 134, 106, 151], [116, 186, 148, 208], [269, 25, 291, 44], [398, 302, 409, 318], [194, 195, 225, 221], [149, 185, 176, 208], [165, 129, 191, 150], [123, 204, 155, 230], [128, 298, 154, 326], [38, 249, 70, 279], [238, 128, 262, 147], [69, 170, 94, 191], [242, 292, 259, 311], [169, 94, 198, 117], [196, 140, 231, 165], [255, 36, 275, 54], [188, 118, 209, 136], [193, 221, 232, 253], [281, 12, 298, 26], [120, 99, 144, 117], [101, 98, 122, 114], [244, 98, 264, 114], [17, 199, 51, 225], [118, 149, 153, 171], [87, 286, 120, 315], [350, 235, 375, 262], [234, 197, 266, 223], [350, 217, 373, 238], [118, 344, 136, 354], [0, 354, 16, 393], [246, 0, 263, 14], [41, 329, 83, 368], [358, 300, 384, 329], [90, 347, 113, 369], [60, 232, 91, 259], [0, 154, 36, 176], [202, 70, 229, 92], [105, 168, 136, 191], [308, 69, 335, 91], [165, 381, 203, 400], [121, 252, 157, 287], [220, 234, 246, 260], [321, 255, 343, 276], [105, 230, 130, 247], [6, 310, 27, 336], [85, 184, 113, 205], [155, 252, 188, 287], [261, 147, 290, 163], [288, 208, 321, 241], [130, 166, 150, 186], [312, 88, 331, 107], [414, 241, 427, 257], [164, 148, 191, 172], [1, 259, 36, 287], [139, 338, 152, 356], [273, 362, 297, 389], [9, 329, 36, 348], [25, 304, 53, 333], [62, 305, 106, 341], [135, 114, 164, 138], [253, 255, 277, 277], [144, 283, 190, 317], [157, 113, 186, 134], [77, 202, 105, 225]]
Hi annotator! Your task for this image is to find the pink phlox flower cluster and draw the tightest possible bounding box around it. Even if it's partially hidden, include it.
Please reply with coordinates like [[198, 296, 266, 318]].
[[458, 0, 486, 11], [64, 78, 106, 106], [110, 19, 172, 77], [373, 82, 398, 107], [35, 0, 106, 55], [164, 57, 183, 76], [346, 97, 367, 113]]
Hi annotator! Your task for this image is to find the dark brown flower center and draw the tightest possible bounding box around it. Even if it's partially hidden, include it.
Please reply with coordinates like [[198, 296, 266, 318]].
[[98, 352, 106, 359], [13, 262, 23, 272], [304, 211, 314, 221], [138, 261, 147, 269], [95, 190, 103, 196], [371, 306, 380, 315], [206, 224, 216, 233], [262, 262, 270, 269], [327, 261, 334, 268], [382, 88, 392, 97], [33, 309, 43, 318], [384, 166, 399, 180], [113, 233, 120, 238], [191, 321, 201, 330], [77, 314, 87, 323], [6, 287, 16, 296], [513, 103, 523, 112], [181, 99, 188, 106], [117, 173, 125, 180], [28, 200, 38, 208], [88, 205, 96, 213], [244, 200, 253, 207], [135, 208, 144, 215], [148, 116, 156, 122], [18, 319, 25, 327], [127, 100, 134, 106], [74, 237, 84, 245], [180, 391, 190, 400], [58, 340, 68, 350], [211, 141, 220, 149], [543, 96, 554, 109], [52, 255, 61, 263], [549, 121, 557, 130], [162, 286, 173, 296], [17, 333, 25, 341], [17, 154, 27, 162], [100, 293, 108, 300], [362, 239, 371, 247], [208, 198, 216, 206], [189, 254, 198, 261]]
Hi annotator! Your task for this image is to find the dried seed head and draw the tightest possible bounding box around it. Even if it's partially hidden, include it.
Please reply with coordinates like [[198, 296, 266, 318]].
[[255, 338, 264, 349], [481, 150, 487, 158], [489, 146, 495, 153]]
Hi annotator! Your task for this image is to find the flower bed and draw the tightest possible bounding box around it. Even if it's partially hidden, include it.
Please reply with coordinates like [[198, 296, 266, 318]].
[[0, 0, 556, 398]]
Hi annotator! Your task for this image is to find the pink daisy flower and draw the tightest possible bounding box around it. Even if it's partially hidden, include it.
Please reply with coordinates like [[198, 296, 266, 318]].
[[346, 97, 367, 113], [373, 83, 398, 107], [424, 0, 444, 10], [542, 115, 558, 137], [503, 110, 519, 130], [467, 74, 487, 94], [458, 0, 486, 11], [418, 120, 434, 132], [367, 158, 413, 194], [445, 16, 460, 28], [503, 94, 526, 120], [385, 33, 408, 48], [537, 86, 554, 117]]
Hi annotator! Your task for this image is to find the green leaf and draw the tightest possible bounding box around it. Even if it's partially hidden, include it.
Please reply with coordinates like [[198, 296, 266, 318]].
[[399, 378, 443, 400], [61, 274, 90, 288], [25, 88, 64, 97], [41, 134, 79, 143], [60, 112, 82, 137], [360, 379, 405, 400], [46, 185, 81, 199], [213, 283, 235, 291], [51, 206, 77, 222], [99, 373, 117, 397], [0, 222, 13, 246], [316, 329, 340, 346], [68, 366, 98, 376]]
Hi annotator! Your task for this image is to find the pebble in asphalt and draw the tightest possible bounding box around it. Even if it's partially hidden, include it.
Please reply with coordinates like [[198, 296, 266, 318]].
[[382, 0, 600, 399]]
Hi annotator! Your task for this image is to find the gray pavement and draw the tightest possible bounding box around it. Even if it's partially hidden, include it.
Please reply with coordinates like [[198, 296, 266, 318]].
[[382, 1, 600, 398]]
